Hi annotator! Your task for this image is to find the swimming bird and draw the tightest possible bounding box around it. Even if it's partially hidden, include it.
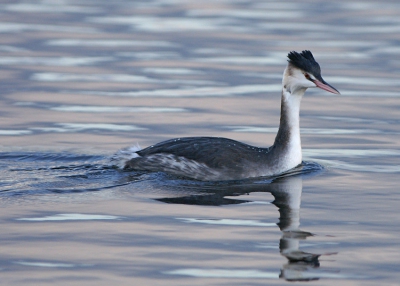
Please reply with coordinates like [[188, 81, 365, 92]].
[[113, 50, 339, 181]]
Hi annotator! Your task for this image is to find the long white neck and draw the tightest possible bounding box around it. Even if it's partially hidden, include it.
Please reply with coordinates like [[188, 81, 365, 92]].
[[272, 83, 304, 169]]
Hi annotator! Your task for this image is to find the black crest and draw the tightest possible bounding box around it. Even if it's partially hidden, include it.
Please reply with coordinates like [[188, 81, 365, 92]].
[[287, 50, 321, 76]]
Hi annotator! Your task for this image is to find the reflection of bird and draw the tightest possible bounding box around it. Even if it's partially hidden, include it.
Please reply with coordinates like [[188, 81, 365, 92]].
[[113, 51, 339, 181], [154, 174, 337, 281]]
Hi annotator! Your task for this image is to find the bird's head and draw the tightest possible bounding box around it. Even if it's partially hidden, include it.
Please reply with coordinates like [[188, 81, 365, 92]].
[[283, 50, 340, 95]]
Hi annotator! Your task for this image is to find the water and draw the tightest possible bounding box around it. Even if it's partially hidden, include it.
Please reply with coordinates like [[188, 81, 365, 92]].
[[1, 0, 400, 285]]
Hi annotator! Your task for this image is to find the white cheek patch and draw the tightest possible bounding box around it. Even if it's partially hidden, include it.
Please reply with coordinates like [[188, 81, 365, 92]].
[[109, 144, 141, 169]]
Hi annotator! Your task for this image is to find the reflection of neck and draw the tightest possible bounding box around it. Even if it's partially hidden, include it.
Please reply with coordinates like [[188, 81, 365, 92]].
[[271, 175, 302, 231], [271, 176, 303, 256], [271, 176, 320, 279]]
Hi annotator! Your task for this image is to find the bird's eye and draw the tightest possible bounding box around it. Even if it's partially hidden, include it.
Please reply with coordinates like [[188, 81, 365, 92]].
[[304, 73, 315, 82]]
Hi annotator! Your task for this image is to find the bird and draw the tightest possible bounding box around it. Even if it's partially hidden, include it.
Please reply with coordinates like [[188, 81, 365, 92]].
[[112, 50, 340, 181]]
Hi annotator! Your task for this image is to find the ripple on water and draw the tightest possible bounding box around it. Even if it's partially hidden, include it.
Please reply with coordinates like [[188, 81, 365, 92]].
[[31, 72, 158, 82], [50, 106, 188, 113], [142, 67, 204, 75], [307, 116, 391, 125], [164, 268, 279, 279], [224, 125, 383, 135], [31, 72, 220, 86], [0, 152, 103, 162], [0, 123, 147, 136], [40, 123, 147, 132], [329, 76, 400, 86], [0, 22, 98, 33], [87, 16, 243, 32], [14, 102, 189, 113], [46, 39, 178, 47], [16, 213, 123, 221], [0, 130, 32, 136], [195, 56, 283, 65], [0, 57, 111, 66], [14, 261, 79, 268], [338, 90, 400, 97], [304, 149, 400, 158], [303, 149, 400, 173], [187, 8, 303, 19], [176, 218, 276, 227], [0, 155, 106, 198], [163, 268, 366, 280], [312, 159, 400, 173], [73, 84, 280, 97], [4, 3, 102, 13]]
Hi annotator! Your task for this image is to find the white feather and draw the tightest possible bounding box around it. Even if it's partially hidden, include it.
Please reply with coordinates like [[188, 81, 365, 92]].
[[109, 144, 141, 169]]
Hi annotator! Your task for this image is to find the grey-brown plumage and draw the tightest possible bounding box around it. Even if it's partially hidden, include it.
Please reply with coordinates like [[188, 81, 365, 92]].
[[127, 137, 274, 180], [117, 51, 340, 181]]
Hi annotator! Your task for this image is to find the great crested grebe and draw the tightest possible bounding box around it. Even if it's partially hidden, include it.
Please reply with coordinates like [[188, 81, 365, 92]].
[[112, 50, 339, 181]]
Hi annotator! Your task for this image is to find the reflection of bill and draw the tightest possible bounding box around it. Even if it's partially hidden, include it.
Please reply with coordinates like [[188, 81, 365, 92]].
[[157, 172, 339, 281]]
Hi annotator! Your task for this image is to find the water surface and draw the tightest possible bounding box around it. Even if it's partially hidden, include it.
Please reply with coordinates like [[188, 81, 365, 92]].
[[0, 0, 400, 285]]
